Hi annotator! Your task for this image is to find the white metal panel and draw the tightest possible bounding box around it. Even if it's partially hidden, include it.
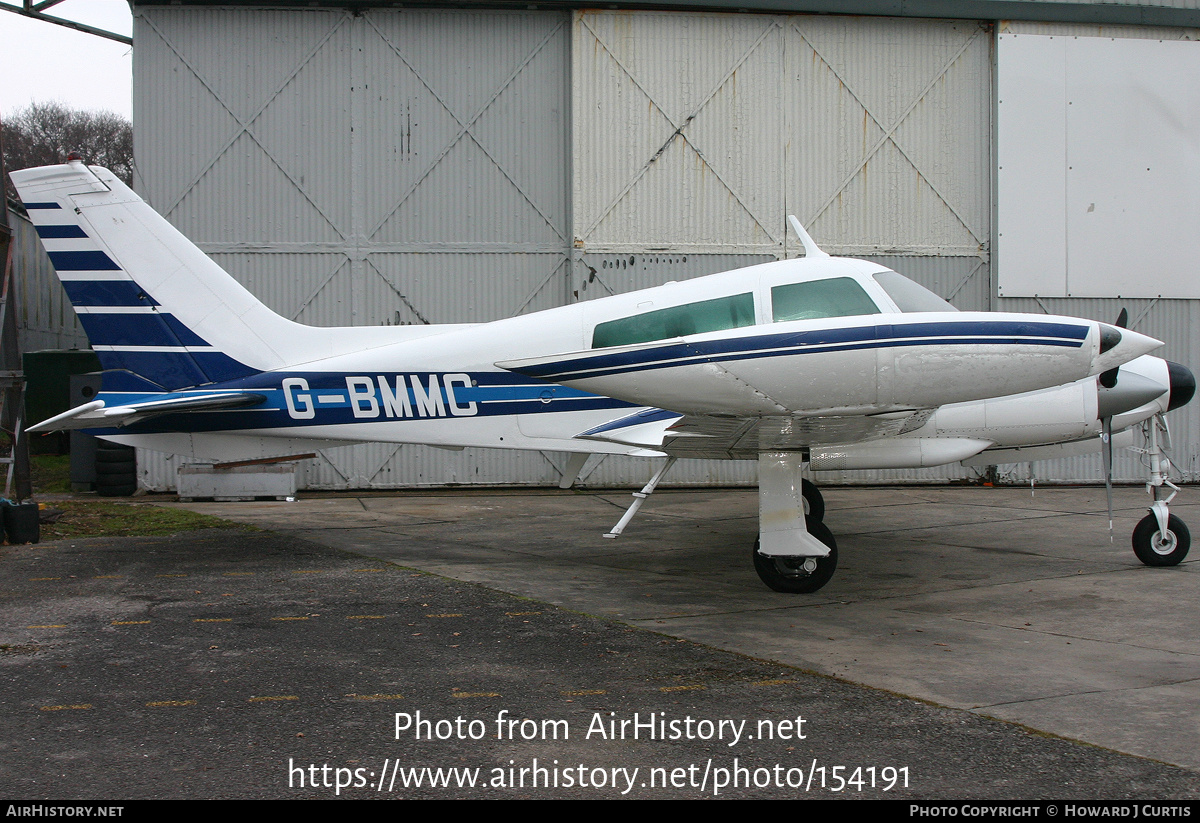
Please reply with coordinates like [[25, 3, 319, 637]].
[[135, 8, 353, 241], [364, 12, 569, 248], [992, 21, 1200, 485], [998, 31, 1200, 298], [1000, 20, 1200, 39], [996, 32, 1068, 297]]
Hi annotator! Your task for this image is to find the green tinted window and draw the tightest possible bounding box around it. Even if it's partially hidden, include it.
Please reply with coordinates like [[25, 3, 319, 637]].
[[771, 277, 880, 322], [592, 293, 755, 349]]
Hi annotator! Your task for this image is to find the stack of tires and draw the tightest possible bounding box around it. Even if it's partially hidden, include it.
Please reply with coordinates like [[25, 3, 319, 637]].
[[95, 442, 137, 497]]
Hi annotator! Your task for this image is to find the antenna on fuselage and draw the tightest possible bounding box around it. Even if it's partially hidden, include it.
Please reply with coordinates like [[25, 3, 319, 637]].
[[788, 215, 829, 259]]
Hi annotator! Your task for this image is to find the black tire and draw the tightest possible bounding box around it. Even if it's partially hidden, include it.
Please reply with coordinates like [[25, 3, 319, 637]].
[[801, 479, 825, 522], [753, 518, 837, 593], [95, 460, 136, 478], [1132, 513, 1190, 566], [95, 481, 137, 497], [96, 447, 136, 464]]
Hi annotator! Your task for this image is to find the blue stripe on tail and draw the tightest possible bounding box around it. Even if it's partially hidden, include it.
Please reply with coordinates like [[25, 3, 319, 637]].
[[36, 225, 88, 239], [49, 250, 121, 271], [44, 227, 258, 390], [78, 313, 210, 348], [62, 281, 159, 306]]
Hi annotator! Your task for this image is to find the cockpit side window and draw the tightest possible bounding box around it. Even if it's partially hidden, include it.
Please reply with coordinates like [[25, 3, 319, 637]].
[[771, 277, 881, 323], [592, 293, 755, 349], [872, 270, 957, 312]]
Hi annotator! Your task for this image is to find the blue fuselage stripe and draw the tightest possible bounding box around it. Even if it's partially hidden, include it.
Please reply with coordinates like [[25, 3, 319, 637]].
[[518, 321, 1090, 382], [91, 372, 631, 435]]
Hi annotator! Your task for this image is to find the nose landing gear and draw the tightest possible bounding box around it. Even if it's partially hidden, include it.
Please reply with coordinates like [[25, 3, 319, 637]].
[[1130, 414, 1190, 566]]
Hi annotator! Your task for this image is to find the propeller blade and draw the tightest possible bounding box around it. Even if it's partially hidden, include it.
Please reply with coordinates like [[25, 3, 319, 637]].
[[1102, 416, 1114, 542], [1099, 310, 1129, 389]]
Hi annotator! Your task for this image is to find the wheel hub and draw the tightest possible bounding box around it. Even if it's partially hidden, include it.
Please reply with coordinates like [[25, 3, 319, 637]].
[[771, 556, 819, 579], [1152, 530, 1178, 555]]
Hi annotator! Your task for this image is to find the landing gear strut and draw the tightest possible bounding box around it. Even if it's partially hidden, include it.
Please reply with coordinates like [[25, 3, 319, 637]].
[[1130, 414, 1190, 566], [754, 453, 837, 593]]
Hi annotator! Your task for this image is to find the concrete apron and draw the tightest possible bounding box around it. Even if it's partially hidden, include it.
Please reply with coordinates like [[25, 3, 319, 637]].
[[169, 484, 1200, 771]]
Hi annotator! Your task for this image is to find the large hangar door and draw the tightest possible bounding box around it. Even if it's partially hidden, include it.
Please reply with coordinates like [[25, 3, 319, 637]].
[[134, 7, 575, 490], [786, 16, 993, 485], [572, 11, 992, 486]]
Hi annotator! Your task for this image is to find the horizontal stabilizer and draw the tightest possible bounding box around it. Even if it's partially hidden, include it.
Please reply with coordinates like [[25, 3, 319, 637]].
[[28, 392, 267, 433]]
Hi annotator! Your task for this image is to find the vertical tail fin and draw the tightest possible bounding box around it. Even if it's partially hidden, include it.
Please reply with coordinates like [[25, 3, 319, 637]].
[[12, 161, 465, 392], [11, 161, 280, 390]]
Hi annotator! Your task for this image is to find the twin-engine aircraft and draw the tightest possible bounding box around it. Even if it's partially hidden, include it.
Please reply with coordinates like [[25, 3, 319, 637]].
[[13, 161, 1195, 592]]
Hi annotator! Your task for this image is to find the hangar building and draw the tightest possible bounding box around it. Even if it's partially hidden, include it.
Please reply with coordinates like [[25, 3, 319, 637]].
[[125, 0, 1200, 491]]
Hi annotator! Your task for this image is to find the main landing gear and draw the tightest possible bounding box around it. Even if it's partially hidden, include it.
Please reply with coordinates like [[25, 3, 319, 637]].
[[1129, 415, 1190, 566], [753, 474, 833, 592], [753, 453, 838, 593], [751, 477, 834, 594], [603, 454, 838, 592]]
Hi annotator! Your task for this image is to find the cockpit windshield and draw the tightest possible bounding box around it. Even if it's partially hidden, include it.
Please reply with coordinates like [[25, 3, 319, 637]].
[[872, 271, 957, 313]]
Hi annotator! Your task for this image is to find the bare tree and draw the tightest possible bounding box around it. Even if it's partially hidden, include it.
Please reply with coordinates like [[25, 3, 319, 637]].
[[2, 102, 132, 205]]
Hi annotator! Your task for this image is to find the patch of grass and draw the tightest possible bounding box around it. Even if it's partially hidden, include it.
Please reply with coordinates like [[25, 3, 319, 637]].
[[36, 501, 245, 541], [30, 454, 72, 494], [23, 455, 245, 542]]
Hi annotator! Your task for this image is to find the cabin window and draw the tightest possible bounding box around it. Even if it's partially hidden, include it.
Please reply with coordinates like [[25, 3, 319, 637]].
[[592, 293, 755, 349], [771, 277, 880, 323], [872, 271, 957, 313]]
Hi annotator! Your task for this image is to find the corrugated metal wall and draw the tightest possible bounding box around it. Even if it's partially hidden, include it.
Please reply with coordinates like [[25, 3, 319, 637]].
[[8, 209, 90, 353], [572, 12, 993, 486], [135, 6, 584, 490], [130, 6, 1199, 489]]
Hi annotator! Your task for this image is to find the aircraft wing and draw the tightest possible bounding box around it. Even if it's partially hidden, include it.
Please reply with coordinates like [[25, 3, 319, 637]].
[[27, 392, 267, 433], [573, 407, 936, 460]]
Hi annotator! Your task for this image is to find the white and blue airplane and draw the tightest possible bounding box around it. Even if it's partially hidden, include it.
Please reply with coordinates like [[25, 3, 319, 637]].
[[13, 160, 1195, 592]]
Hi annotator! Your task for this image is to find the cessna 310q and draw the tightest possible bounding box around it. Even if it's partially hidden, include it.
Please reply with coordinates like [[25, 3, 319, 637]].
[[13, 160, 1195, 593]]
